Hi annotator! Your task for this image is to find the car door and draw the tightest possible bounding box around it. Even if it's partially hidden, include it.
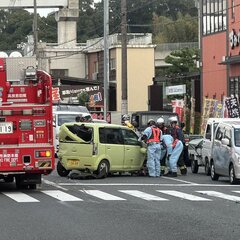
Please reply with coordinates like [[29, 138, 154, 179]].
[[202, 123, 212, 163], [221, 127, 232, 176], [102, 127, 124, 171], [213, 125, 225, 174], [121, 128, 145, 170]]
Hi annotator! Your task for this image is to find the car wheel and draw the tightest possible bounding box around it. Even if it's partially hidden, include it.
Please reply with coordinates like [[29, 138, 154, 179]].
[[229, 164, 238, 185], [96, 160, 109, 179], [210, 161, 219, 181], [57, 161, 70, 177], [205, 160, 211, 176], [191, 159, 199, 174]]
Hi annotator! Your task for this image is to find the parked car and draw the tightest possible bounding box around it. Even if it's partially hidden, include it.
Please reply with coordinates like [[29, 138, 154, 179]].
[[57, 122, 147, 178], [211, 120, 240, 184]]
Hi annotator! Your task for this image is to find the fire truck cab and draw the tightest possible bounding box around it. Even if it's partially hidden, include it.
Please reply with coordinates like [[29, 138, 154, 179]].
[[0, 58, 54, 189]]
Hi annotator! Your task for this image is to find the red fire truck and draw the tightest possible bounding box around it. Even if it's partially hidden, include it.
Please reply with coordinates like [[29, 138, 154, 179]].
[[0, 58, 54, 189]]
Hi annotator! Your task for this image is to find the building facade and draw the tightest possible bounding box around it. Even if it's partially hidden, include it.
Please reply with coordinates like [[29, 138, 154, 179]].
[[85, 33, 155, 113], [201, 0, 240, 101]]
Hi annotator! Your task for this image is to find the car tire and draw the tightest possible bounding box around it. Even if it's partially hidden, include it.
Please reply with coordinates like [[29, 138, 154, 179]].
[[191, 159, 199, 174], [96, 160, 109, 179], [229, 164, 238, 185], [210, 161, 219, 181], [205, 160, 211, 176], [57, 161, 70, 177]]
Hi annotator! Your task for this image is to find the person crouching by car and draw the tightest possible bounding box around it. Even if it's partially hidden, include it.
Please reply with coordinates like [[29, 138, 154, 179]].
[[161, 134, 183, 177], [141, 119, 162, 177]]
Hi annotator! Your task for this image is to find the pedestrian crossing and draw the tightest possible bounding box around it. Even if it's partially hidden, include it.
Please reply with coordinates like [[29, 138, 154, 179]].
[[1, 189, 240, 203]]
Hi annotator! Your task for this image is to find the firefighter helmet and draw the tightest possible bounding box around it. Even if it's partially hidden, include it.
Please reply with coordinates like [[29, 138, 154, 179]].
[[156, 117, 164, 124], [169, 116, 178, 123]]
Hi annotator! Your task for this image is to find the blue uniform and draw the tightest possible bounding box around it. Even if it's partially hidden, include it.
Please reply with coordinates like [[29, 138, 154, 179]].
[[162, 135, 183, 173], [143, 126, 162, 177]]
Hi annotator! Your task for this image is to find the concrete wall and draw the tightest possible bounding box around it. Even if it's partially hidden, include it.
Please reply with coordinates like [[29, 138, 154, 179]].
[[116, 47, 155, 112]]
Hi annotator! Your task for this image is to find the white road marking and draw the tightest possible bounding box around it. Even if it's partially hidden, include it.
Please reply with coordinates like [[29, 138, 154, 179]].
[[3, 192, 39, 203], [157, 190, 211, 201], [119, 190, 168, 201], [58, 183, 236, 187], [42, 179, 68, 191], [161, 177, 199, 185], [198, 191, 240, 202], [80, 190, 126, 201], [42, 190, 83, 201]]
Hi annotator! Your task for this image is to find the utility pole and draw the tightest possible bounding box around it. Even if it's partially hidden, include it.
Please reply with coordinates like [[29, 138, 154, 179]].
[[103, 0, 109, 120], [121, 0, 128, 116], [33, 0, 38, 56]]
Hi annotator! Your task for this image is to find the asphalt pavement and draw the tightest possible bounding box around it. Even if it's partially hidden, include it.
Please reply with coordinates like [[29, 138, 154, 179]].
[[0, 166, 240, 240]]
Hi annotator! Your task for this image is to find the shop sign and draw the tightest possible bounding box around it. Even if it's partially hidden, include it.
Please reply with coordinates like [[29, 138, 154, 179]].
[[166, 85, 186, 95]]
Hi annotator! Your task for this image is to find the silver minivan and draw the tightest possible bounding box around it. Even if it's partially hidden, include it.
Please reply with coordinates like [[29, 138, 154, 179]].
[[211, 121, 240, 184]]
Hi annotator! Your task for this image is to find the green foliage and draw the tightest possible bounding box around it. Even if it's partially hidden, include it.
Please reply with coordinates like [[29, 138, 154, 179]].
[[165, 47, 200, 75], [78, 92, 89, 106], [153, 13, 198, 44]]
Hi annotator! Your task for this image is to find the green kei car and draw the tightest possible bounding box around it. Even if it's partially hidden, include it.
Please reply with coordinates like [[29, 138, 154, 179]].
[[57, 122, 147, 178]]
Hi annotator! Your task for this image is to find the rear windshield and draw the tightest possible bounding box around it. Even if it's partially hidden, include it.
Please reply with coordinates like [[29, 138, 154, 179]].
[[234, 128, 240, 147]]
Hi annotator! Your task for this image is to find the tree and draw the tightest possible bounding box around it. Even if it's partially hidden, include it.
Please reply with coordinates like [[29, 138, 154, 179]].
[[153, 13, 198, 43]]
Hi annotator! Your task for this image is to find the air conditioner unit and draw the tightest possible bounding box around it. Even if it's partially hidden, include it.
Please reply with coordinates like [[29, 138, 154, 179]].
[[92, 72, 98, 80]]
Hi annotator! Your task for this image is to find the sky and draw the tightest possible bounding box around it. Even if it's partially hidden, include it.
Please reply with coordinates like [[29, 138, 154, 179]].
[[27, 0, 102, 17]]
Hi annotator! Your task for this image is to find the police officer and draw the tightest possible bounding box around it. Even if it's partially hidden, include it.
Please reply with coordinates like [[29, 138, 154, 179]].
[[168, 116, 187, 175], [156, 117, 168, 175], [161, 134, 183, 177], [141, 119, 162, 177]]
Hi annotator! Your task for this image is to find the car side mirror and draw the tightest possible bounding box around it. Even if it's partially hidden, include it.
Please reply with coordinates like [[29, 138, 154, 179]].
[[221, 138, 230, 146]]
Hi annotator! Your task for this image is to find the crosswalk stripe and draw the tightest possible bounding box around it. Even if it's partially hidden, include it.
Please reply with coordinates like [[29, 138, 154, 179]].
[[197, 191, 240, 202], [157, 190, 212, 201], [119, 190, 168, 201], [41, 190, 83, 201], [80, 190, 126, 201], [3, 192, 39, 203]]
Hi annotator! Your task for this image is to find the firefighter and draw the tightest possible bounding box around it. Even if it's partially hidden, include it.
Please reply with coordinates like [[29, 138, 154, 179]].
[[167, 116, 187, 175], [141, 119, 162, 177], [161, 134, 183, 177], [156, 117, 168, 175]]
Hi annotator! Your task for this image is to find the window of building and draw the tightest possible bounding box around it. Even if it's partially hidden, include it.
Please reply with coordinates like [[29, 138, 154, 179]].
[[202, 0, 227, 35], [50, 69, 68, 78], [110, 58, 116, 70], [229, 77, 240, 98], [94, 61, 99, 73], [231, 0, 235, 19]]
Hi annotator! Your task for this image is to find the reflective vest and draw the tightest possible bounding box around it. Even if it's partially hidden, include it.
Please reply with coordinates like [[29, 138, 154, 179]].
[[147, 127, 161, 143]]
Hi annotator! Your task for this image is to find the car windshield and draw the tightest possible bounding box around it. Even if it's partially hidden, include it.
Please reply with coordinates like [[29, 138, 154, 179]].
[[234, 128, 240, 147], [58, 114, 81, 126]]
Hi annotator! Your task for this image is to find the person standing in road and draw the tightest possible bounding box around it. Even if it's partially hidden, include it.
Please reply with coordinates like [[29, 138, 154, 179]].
[[161, 134, 183, 177], [141, 119, 162, 177], [167, 116, 187, 175], [156, 117, 168, 175]]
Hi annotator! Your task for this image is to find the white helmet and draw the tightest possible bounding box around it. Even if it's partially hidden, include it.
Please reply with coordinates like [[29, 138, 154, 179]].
[[157, 117, 164, 124], [169, 116, 178, 123]]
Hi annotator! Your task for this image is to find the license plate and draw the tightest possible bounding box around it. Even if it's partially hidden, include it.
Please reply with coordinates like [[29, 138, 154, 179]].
[[0, 122, 13, 134], [67, 160, 79, 167]]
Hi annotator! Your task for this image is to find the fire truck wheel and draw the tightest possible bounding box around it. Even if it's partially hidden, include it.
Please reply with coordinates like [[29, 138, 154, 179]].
[[57, 161, 70, 177], [4, 176, 14, 183], [29, 184, 37, 190]]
